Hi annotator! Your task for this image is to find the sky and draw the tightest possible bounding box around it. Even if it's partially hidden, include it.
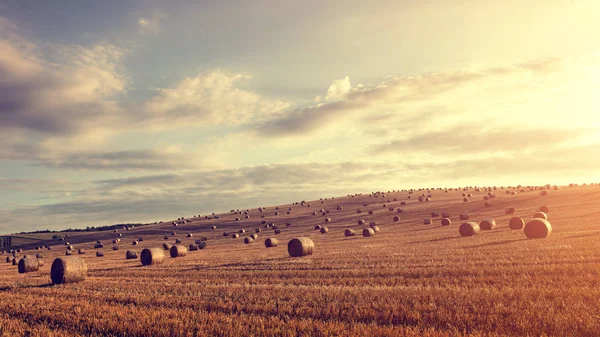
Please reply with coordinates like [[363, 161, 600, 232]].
[[1, 0, 599, 234]]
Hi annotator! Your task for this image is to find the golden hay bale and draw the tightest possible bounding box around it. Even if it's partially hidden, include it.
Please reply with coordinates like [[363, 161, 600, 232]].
[[286, 222, 292, 227], [198, 241, 207, 249], [65, 251, 73, 256], [344, 229, 356, 237], [325, 217, 331, 223], [441, 218, 452, 226], [77, 249, 85, 254], [320, 226, 329, 234], [187, 233, 193, 238], [94, 243, 103, 249], [164, 236, 169, 240], [460, 213, 469, 220], [113, 246, 119, 251], [38, 258, 44, 267], [509, 217, 525, 230], [96, 251, 104, 257], [505, 207, 515, 215], [250, 233, 258, 240], [189, 243, 199, 251], [274, 229, 281, 234], [314, 225, 322, 230], [479, 218, 497, 230], [459, 222, 481, 237], [239, 229, 246, 234], [484, 202, 492, 207], [244, 237, 254, 244], [539, 206, 549, 213], [441, 212, 450, 218], [18, 257, 39, 274], [126, 250, 137, 259], [368, 210, 374, 215], [288, 237, 315, 257], [223, 232, 229, 237], [357, 219, 365, 225], [170, 245, 187, 258], [211, 225, 217, 230], [424, 218, 432, 225], [13, 258, 18, 265], [540, 191, 548, 196], [265, 238, 279, 247], [393, 216, 400, 222], [51, 257, 87, 284], [524, 218, 552, 239], [36, 253, 43, 259], [533, 212, 548, 220], [6, 256, 12, 263], [431, 212, 440, 217], [141, 248, 165, 266], [371, 225, 380, 233], [175, 239, 182, 244], [362, 228, 375, 237], [132, 241, 139, 246], [232, 233, 240, 238], [397, 208, 404, 213], [162, 243, 172, 250], [356, 209, 362, 213], [463, 198, 468, 203]]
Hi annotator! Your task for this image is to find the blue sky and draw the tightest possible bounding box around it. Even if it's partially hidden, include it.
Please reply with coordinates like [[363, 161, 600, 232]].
[[1, 0, 600, 234]]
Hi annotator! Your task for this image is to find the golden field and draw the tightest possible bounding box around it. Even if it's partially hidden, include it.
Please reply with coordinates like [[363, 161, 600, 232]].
[[1, 185, 599, 336]]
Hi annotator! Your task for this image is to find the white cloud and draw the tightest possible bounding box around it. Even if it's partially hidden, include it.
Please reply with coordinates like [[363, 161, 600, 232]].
[[137, 9, 166, 36], [325, 75, 351, 101]]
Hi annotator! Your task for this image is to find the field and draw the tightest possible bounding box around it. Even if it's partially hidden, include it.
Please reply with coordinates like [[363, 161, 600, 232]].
[[1, 185, 600, 336]]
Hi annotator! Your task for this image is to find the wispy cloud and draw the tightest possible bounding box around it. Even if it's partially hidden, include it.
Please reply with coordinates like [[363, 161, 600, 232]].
[[137, 8, 166, 36]]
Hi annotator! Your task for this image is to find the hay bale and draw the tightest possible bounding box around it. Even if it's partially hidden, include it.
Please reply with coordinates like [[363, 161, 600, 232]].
[[344, 229, 356, 237], [126, 250, 137, 259], [371, 225, 380, 233], [50, 257, 87, 284], [362, 228, 375, 237], [393, 216, 400, 222], [187, 233, 193, 238], [162, 243, 172, 250], [78, 249, 85, 255], [441, 218, 451, 226], [397, 208, 403, 213], [113, 245, 119, 250], [141, 248, 165, 265], [287, 237, 315, 257], [250, 233, 258, 240], [94, 243, 103, 249], [524, 218, 552, 239], [65, 251, 73, 256], [356, 209, 362, 213], [540, 191, 548, 196], [357, 219, 365, 225], [325, 217, 331, 223], [96, 251, 104, 257], [244, 237, 254, 244], [189, 243, 199, 251], [463, 198, 468, 202], [12, 258, 18, 265], [539, 206, 549, 213], [223, 232, 229, 237], [198, 241, 207, 249], [320, 226, 329, 234], [424, 218, 432, 225], [175, 239, 182, 244], [484, 202, 492, 207], [36, 253, 43, 259], [6, 256, 12, 263], [37, 258, 44, 267], [132, 241, 138, 246], [459, 222, 481, 237], [170, 245, 187, 258], [442, 212, 450, 218], [164, 236, 169, 240], [368, 210, 374, 215], [265, 238, 279, 247], [505, 207, 515, 215], [18, 257, 39, 274], [212, 225, 217, 230], [274, 229, 281, 234], [509, 217, 525, 230], [314, 225, 322, 230], [286, 222, 292, 227], [533, 212, 548, 220], [460, 213, 469, 220], [232, 233, 240, 238], [431, 212, 440, 217], [479, 218, 497, 230], [239, 229, 246, 234]]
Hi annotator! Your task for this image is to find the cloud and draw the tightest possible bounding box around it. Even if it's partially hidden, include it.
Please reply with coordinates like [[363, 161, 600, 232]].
[[325, 76, 351, 101], [137, 9, 166, 35]]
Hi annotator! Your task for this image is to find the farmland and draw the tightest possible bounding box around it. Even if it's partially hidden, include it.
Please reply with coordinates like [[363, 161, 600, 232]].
[[1, 185, 600, 336]]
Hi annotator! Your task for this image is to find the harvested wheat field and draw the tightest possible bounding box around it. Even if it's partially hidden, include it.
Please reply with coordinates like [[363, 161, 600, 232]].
[[0, 184, 599, 336]]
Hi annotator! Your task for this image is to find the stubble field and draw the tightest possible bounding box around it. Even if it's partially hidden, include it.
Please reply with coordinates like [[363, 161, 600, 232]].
[[1, 185, 599, 336]]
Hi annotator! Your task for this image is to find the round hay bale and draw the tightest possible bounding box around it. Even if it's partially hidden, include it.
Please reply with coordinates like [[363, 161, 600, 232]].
[[198, 241, 207, 249], [344, 229, 356, 237], [6, 256, 12, 263], [170, 245, 187, 258], [441, 218, 452, 226], [424, 218, 432, 225], [459, 222, 480, 236], [274, 229, 281, 234], [232, 233, 240, 239], [175, 239, 182, 244], [164, 236, 169, 240], [484, 202, 492, 207], [132, 241, 138, 246], [397, 208, 403, 213], [539, 206, 549, 213], [533, 212, 548, 220], [314, 225, 322, 230], [113, 245, 119, 251], [96, 251, 104, 257], [362, 228, 375, 237], [211, 225, 217, 230], [141, 248, 165, 265], [505, 207, 515, 215], [250, 233, 258, 240], [393, 216, 400, 222], [320, 226, 329, 234], [189, 243, 199, 251], [325, 217, 331, 223], [368, 210, 374, 215], [18, 257, 39, 274], [356, 209, 362, 213], [126, 250, 137, 259], [37, 258, 44, 267], [371, 225, 380, 232], [509, 217, 525, 230], [479, 218, 497, 230], [112, 239, 119, 244], [287, 237, 315, 257], [286, 222, 292, 227], [94, 243, 103, 249], [50, 257, 87, 284], [459, 213, 469, 220], [162, 243, 172, 250], [540, 191, 548, 196], [65, 251, 73, 256], [524, 218, 552, 239], [441, 212, 450, 218], [255, 228, 261, 233], [77, 249, 85, 255], [36, 253, 43, 259], [265, 238, 279, 247], [463, 198, 468, 203], [431, 212, 440, 217], [357, 219, 365, 225], [187, 233, 193, 238], [223, 232, 229, 237], [244, 237, 254, 244], [195, 239, 203, 244], [239, 229, 246, 234], [12, 258, 18, 265]]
